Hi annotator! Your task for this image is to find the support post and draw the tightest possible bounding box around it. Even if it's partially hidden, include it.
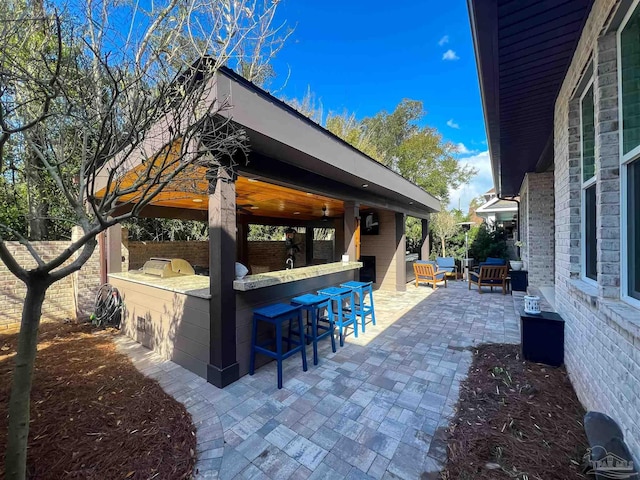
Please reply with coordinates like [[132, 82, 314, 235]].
[[395, 212, 407, 291], [305, 227, 314, 266], [343, 201, 359, 261], [207, 165, 239, 388], [105, 224, 122, 274], [420, 218, 430, 260]]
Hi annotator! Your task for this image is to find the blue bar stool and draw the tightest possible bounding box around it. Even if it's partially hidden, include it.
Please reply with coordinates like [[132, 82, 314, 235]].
[[249, 303, 308, 389], [340, 281, 376, 333], [291, 294, 336, 365], [317, 286, 356, 346]]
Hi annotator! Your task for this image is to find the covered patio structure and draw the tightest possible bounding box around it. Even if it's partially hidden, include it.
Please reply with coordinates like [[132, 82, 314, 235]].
[[95, 66, 440, 388]]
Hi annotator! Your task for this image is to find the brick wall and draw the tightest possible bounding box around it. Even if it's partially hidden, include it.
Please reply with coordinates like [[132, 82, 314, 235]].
[[72, 227, 102, 321], [519, 172, 555, 285], [128, 241, 209, 270], [552, 0, 640, 461], [0, 233, 102, 328]]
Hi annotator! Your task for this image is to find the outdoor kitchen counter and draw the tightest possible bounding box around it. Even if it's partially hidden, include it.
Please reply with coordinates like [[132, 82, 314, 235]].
[[108, 270, 211, 299], [233, 261, 363, 291]]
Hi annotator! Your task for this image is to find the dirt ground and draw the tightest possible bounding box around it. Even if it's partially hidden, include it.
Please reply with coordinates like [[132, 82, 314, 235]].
[[441, 344, 589, 480], [0, 321, 196, 480]]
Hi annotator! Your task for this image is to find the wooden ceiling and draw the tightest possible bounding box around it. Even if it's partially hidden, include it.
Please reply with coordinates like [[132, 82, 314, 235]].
[[95, 165, 344, 221]]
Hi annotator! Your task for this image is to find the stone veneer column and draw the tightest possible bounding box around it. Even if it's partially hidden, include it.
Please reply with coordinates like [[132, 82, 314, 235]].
[[595, 33, 621, 299], [520, 172, 555, 286]]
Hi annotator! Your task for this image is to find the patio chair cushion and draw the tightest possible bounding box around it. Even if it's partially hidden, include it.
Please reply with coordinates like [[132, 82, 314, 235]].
[[469, 271, 502, 285], [480, 257, 506, 266], [436, 257, 456, 273]]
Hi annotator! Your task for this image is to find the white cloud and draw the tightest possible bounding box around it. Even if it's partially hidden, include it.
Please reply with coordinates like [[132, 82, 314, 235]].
[[448, 150, 493, 210], [447, 119, 460, 129], [455, 143, 477, 155], [442, 49, 459, 61], [438, 35, 449, 46]]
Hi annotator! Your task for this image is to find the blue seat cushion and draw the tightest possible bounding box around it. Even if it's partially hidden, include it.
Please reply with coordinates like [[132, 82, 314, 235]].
[[434, 272, 446, 280], [437, 257, 456, 273], [481, 257, 505, 266], [469, 271, 480, 282]]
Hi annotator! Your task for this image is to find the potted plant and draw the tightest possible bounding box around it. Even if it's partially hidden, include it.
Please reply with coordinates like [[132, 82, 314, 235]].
[[510, 241, 524, 271]]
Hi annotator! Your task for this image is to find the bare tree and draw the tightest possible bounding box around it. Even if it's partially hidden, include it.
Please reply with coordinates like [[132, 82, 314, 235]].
[[0, 1, 288, 477]]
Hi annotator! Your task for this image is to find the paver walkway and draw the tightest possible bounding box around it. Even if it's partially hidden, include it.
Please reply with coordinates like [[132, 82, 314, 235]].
[[115, 280, 521, 479]]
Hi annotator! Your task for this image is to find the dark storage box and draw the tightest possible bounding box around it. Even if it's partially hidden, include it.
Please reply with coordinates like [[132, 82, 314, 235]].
[[510, 270, 528, 291], [520, 310, 564, 367]]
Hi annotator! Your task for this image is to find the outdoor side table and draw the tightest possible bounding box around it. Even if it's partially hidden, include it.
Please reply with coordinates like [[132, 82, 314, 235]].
[[510, 270, 528, 292], [520, 309, 564, 367]]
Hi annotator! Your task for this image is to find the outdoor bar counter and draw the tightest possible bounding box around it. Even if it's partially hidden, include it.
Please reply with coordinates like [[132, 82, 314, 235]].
[[109, 261, 363, 380]]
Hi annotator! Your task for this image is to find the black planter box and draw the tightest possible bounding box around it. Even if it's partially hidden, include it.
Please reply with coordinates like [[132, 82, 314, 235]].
[[520, 310, 564, 367], [510, 270, 528, 291]]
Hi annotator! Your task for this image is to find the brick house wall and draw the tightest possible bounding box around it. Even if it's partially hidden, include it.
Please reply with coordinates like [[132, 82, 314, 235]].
[[551, 0, 640, 460], [519, 172, 555, 286]]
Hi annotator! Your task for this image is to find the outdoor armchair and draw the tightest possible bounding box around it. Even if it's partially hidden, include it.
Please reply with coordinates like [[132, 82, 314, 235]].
[[436, 257, 459, 279], [468, 265, 508, 294], [413, 260, 447, 289]]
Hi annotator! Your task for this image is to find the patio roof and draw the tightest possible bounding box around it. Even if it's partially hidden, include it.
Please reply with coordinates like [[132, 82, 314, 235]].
[[468, 0, 594, 196], [95, 66, 441, 220]]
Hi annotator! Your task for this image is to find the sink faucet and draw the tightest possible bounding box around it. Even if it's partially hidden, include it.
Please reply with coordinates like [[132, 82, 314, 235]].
[[285, 257, 294, 270]]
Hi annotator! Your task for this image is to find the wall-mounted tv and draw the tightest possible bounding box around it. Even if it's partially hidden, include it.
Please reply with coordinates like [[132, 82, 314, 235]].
[[361, 211, 379, 235]]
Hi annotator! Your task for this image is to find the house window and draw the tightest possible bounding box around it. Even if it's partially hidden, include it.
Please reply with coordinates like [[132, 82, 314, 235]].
[[620, 0, 640, 304], [581, 82, 597, 282]]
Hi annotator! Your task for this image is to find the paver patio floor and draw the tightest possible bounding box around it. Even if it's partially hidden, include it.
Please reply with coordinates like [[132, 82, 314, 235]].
[[115, 280, 521, 479]]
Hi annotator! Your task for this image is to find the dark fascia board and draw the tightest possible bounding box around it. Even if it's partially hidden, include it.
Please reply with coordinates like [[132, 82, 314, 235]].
[[467, 0, 502, 195], [216, 67, 441, 214]]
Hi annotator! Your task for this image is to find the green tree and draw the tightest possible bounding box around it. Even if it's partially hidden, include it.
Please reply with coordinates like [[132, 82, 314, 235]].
[[469, 224, 509, 262], [363, 101, 476, 203], [325, 111, 380, 159]]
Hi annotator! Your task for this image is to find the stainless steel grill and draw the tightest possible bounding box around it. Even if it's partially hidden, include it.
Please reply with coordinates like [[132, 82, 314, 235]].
[[142, 258, 195, 278]]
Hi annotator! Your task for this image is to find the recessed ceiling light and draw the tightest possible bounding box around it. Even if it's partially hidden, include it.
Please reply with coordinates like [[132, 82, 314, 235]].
[[306, 192, 313, 196], [250, 206, 259, 210], [293, 211, 300, 215], [192, 198, 203, 203], [362, 184, 369, 188], [409, 201, 414, 205], [247, 178, 259, 183]]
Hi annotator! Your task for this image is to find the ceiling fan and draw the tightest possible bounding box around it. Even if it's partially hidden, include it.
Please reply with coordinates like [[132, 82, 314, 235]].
[[237, 203, 254, 215]]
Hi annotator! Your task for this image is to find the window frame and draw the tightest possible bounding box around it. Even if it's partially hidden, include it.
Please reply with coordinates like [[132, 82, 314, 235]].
[[580, 78, 598, 286], [618, 0, 640, 309]]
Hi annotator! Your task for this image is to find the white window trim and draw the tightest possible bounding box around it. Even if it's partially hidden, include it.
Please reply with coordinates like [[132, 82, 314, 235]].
[[618, 0, 640, 310], [580, 78, 598, 287]]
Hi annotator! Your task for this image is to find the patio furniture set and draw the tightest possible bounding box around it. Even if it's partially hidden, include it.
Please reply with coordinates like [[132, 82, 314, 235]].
[[413, 257, 521, 295], [249, 280, 376, 389]]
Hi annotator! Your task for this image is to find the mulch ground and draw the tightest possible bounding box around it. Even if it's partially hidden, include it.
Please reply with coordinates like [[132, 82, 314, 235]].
[[0, 322, 196, 480], [441, 344, 589, 480]]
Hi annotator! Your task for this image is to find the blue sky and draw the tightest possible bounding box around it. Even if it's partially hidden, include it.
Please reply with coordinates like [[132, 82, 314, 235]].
[[266, 0, 493, 210]]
